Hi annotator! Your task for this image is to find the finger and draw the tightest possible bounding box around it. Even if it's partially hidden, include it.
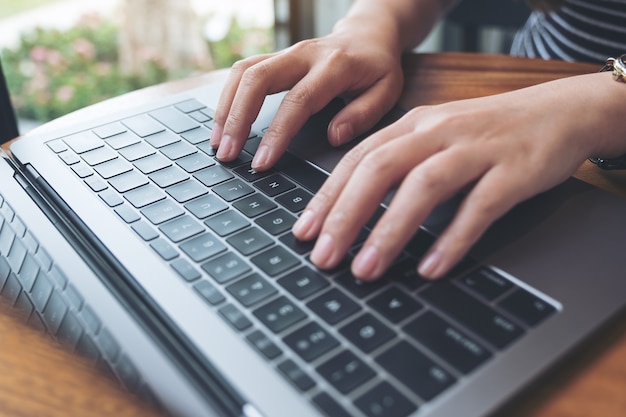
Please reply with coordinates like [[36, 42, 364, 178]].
[[216, 51, 314, 161], [211, 54, 273, 148], [418, 166, 539, 279], [309, 132, 462, 271], [291, 108, 434, 241], [327, 72, 403, 147], [351, 144, 492, 280], [250, 60, 381, 170]]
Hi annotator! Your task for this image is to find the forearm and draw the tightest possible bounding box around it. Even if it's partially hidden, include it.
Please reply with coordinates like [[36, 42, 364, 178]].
[[335, 0, 460, 52]]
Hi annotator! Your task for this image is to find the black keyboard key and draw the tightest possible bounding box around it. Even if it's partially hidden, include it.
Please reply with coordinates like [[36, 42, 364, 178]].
[[193, 280, 225, 305], [42, 291, 68, 335], [354, 382, 417, 417], [177, 151, 215, 172], [275, 151, 327, 193], [171, 258, 201, 282], [376, 341, 455, 402], [312, 393, 352, 417], [149, 106, 199, 133], [114, 205, 140, 224], [160, 140, 196, 160], [213, 179, 254, 202], [141, 199, 184, 224], [201, 252, 250, 284], [255, 209, 296, 235], [123, 114, 166, 137], [181, 126, 212, 144], [254, 174, 296, 197], [233, 163, 272, 182], [405, 229, 435, 258], [143, 131, 183, 149], [284, 321, 339, 362], [99, 189, 124, 207], [109, 170, 150, 193], [150, 238, 179, 261], [279, 232, 314, 255], [383, 258, 429, 291], [278, 266, 329, 300], [176, 99, 206, 113], [218, 303, 252, 331], [340, 313, 395, 353], [166, 179, 207, 203], [124, 184, 166, 208], [498, 288, 556, 326], [104, 131, 140, 149], [404, 311, 491, 374], [276, 188, 312, 213], [278, 359, 316, 392], [204, 210, 249, 236], [219, 151, 253, 168], [180, 232, 226, 262], [307, 288, 361, 325], [227, 273, 277, 307], [159, 215, 204, 243], [459, 267, 513, 300], [63, 131, 103, 153], [185, 194, 228, 219], [232, 193, 276, 218], [367, 287, 422, 324], [131, 220, 159, 242], [336, 271, 389, 298], [57, 312, 84, 349], [149, 166, 188, 188], [227, 228, 273, 256], [254, 296, 306, 333], [317, 350, 376, 394], [194, 165, 233, 187], [420, 281, 524, 349], [251, 245, 300, 277], [93, 122, 127, 139], [247, 330, 282, 360]]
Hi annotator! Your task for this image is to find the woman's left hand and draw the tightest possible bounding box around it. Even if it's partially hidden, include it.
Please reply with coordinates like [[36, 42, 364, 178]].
[[292, 72, 626, 280]]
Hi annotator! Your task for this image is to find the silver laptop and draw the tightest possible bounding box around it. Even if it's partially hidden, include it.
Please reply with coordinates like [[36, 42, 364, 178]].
[[3, 74, 626, 417]]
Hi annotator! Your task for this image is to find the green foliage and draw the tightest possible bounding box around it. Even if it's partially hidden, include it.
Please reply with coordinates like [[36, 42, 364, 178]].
[[2, 15, 170, 122], [2, 14, 274, 123], [209, 17, 273, 69]]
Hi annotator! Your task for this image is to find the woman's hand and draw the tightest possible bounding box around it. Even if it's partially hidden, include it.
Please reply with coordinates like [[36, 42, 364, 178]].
[[210, 21, 404, 171], [292, 72, 626, 280]]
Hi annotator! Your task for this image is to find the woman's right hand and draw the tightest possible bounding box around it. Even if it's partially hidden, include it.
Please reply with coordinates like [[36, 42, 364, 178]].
[[209, 17, 405, 172]]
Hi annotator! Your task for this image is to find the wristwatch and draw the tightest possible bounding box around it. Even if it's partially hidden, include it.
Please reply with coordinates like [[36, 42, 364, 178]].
[[588, 54, 626, 170]]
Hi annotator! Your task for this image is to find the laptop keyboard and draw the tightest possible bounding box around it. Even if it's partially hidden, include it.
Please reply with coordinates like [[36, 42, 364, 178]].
[[0, 191, 153, 398], [46, 99, 558, 417]]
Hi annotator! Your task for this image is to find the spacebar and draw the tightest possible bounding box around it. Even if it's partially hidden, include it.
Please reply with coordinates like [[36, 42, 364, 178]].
[[420, 282, 524, 349], [275, 152, 328, 193]]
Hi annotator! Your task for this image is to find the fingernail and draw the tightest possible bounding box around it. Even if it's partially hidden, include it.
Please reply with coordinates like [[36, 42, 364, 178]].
[[332, 123, 353, 146], [216, 134, 232, 160], [311, 233, 335, 268], [292, 210, 315, 239], [418, 250, 443, 279], [210, 121, 223, 147], [352, 245, 379, 279], [252, 145, 270, 170]]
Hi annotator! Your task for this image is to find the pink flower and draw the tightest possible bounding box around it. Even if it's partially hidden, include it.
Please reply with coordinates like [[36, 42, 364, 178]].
[[55, 85, 75, 103], [30, 46, 49, 62], [72, 38, 96, 59]]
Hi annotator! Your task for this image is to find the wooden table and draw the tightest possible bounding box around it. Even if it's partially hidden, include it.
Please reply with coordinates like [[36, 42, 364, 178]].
[[2, 52, 626, 417]]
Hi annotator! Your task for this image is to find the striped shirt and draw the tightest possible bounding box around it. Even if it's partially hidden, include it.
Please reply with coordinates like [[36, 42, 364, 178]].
[[510, 0, 626, 63]]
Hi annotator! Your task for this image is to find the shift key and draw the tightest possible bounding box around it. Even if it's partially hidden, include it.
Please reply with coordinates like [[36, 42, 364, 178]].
[[420, 282, 524, 349]]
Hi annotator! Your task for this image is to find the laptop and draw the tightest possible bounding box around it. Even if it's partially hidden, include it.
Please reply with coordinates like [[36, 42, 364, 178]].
[[2, 69, 626, 417]]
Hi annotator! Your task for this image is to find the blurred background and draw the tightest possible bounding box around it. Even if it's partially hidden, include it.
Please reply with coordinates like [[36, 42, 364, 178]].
[[0, 0, 530, 132]]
